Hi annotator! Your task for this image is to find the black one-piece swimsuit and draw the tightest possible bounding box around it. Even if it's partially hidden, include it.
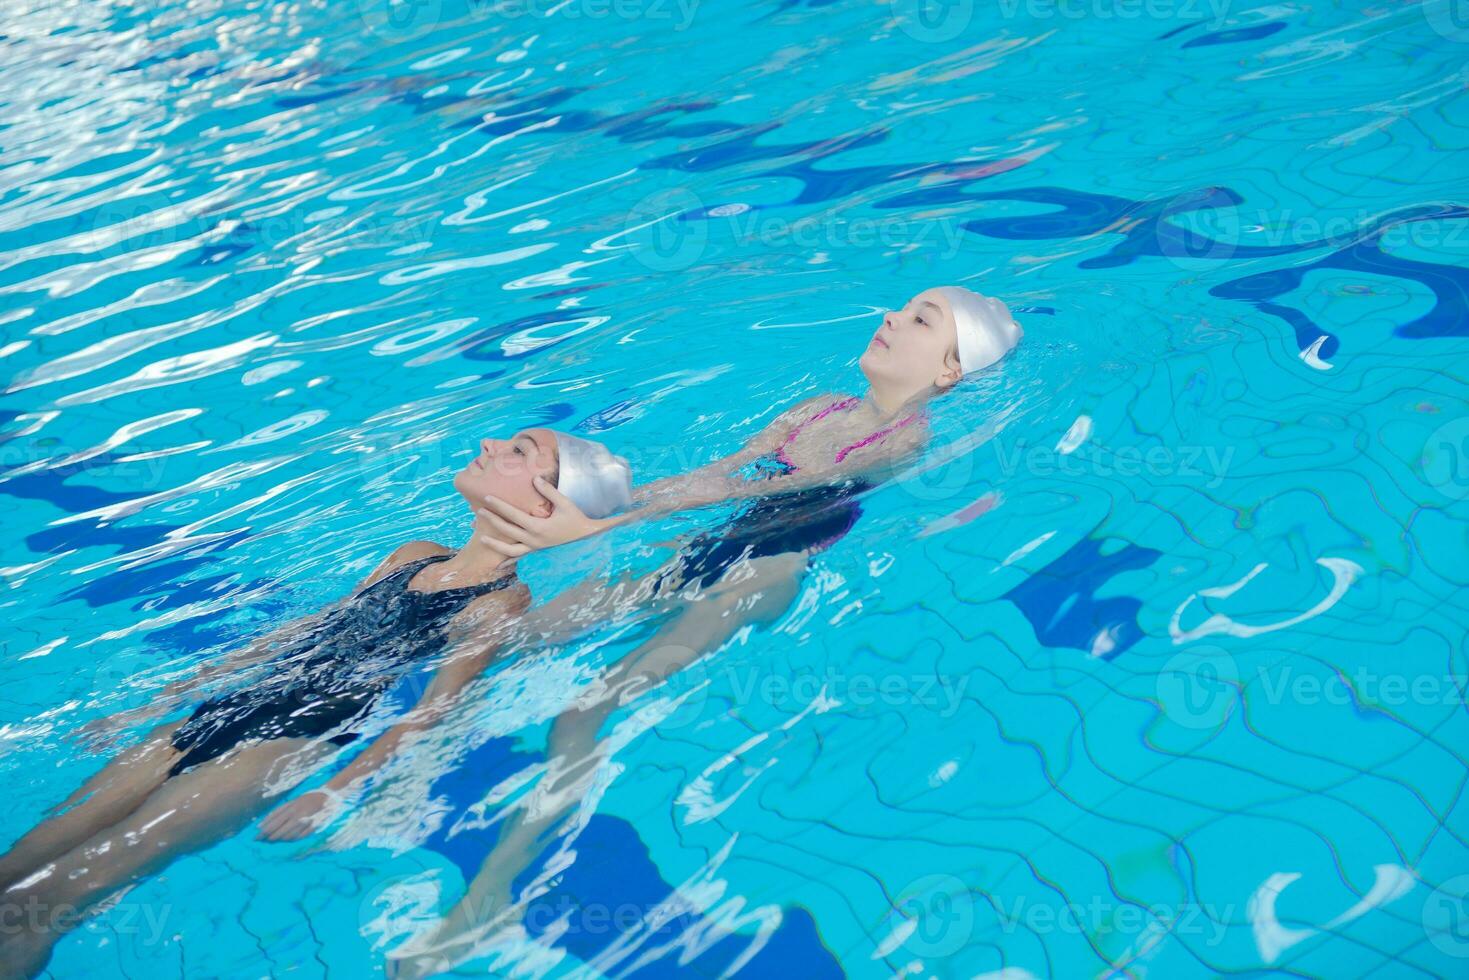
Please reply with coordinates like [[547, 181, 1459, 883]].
[[663, 454, 870, 591], [168, 555, 512, 777]]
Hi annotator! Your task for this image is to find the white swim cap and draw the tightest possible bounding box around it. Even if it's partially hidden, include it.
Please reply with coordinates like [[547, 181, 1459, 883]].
[[553, 432, 634, 520], [935, 286, 1023, 375]]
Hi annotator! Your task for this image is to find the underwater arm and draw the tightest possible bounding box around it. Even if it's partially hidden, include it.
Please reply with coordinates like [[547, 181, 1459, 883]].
[[257, 632, 509, 842]]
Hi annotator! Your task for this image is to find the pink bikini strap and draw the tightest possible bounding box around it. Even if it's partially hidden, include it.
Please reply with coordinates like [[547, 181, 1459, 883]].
[[834, 410, 921, 464], [778, 396, 860, 454], [777, 396, 920, 466]]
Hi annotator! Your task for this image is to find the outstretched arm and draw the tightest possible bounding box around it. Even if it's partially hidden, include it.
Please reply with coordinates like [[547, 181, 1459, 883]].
[[476, 397, 839, 553], [621, 395, 840, 513]]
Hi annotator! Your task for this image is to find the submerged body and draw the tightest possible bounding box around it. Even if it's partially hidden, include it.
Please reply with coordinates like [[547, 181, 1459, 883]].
[[169, 555, 516, 776], [0, 426, 635, 980]]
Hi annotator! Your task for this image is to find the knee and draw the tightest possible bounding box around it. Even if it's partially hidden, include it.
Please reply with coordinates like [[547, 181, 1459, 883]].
[[146, 720, 183, 742], [707, 555, 805, 621]]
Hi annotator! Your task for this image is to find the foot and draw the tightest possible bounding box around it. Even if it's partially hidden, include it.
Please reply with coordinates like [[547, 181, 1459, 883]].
[[386, 891, 521, 980]]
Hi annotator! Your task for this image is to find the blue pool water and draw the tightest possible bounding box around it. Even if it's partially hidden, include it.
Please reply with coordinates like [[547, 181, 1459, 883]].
[[2, 0, 1468, 976]]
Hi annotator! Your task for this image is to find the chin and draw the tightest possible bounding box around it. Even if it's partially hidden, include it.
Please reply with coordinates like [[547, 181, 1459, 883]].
[[451, 469, 478, 503]]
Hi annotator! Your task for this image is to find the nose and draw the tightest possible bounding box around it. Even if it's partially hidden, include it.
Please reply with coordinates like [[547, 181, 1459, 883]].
[[480, 438, 494, 455], [881, 311, 896, 330]]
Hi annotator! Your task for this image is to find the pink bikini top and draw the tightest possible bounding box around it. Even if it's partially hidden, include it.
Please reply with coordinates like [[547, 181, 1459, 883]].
[[770, 396, 922, 473]]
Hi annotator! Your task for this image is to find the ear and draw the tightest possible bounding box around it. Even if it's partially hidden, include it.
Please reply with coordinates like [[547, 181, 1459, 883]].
[[934, 349, 963, 390], [533, 476, 556, 517]]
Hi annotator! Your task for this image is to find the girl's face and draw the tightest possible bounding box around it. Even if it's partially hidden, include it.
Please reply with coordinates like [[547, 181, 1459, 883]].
[[859, 288, 963, 392], [453, 427, 559, 516]]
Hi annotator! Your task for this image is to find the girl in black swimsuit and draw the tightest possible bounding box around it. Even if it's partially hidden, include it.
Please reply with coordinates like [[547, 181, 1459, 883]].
[[0, 427, 632, 980], [166, 553, 514, 778]]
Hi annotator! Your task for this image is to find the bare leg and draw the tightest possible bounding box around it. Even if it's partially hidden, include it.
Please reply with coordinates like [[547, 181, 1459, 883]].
[[0, 736, 331, 979], [389, 554, 805, 980], [0, 720, 185, 891]]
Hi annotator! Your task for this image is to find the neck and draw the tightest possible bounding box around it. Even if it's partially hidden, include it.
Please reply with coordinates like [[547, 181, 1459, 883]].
[[864, 377, 930, 417], [435, 521, 521, 585]]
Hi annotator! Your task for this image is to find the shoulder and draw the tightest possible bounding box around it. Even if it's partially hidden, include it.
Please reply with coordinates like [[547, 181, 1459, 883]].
[[772, 394, 844, 430], [359, 540, 452, 590], [744, 395, 841, 454], [841, 410, 929, 471], [449, 580, 532, 640], [887, 421, 928, 464]]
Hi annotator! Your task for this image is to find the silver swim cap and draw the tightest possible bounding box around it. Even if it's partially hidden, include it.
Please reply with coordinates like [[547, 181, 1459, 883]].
[[935, 286, 1023, 374], [552, 432, 634, 520]]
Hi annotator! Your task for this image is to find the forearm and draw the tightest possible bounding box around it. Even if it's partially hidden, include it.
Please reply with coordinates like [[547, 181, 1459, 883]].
[[547, 469, 749, 544], [625, 475, 743, 520], [321, 700, 449, 793], [325, 645, 496, 791], [324, 724, 413, 791], [628, 442, 771, 510]]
